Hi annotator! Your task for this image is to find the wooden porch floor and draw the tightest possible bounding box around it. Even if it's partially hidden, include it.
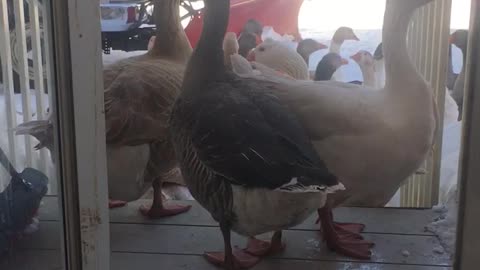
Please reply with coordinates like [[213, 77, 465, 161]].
[[2, 196, 452, 270]]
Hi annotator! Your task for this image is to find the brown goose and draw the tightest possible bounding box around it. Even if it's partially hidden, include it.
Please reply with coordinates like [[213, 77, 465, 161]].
[[169, 0, 344, 269], [15, 0, 193, 217]]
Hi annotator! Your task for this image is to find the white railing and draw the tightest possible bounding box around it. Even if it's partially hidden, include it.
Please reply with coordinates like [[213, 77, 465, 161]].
[[0, 0, 55, 193], [399, 0, 452, 208]]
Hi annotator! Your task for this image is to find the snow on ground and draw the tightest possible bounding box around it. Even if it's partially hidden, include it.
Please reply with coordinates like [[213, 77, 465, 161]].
[[426, 119, 462, 257]]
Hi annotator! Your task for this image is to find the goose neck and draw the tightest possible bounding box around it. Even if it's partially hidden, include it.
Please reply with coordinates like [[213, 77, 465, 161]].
[[184, 0, 230, 88], [360, 65, 376, 88], [148, 0, 192, 63], [329, 41, 342, 54], [383, 0, 427, 90]]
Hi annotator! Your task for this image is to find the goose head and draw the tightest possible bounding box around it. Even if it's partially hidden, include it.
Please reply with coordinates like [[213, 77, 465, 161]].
[[449, 29, 468, 53], [351, 50, 375, 70], [351, 50, 377, 87], [243, 19, 263, 36], [314, 52, 348, 81], [297, 38, 328, 64], [238, 19, 263, 58], [332, 26, 359, 44], [246, 39, 310, 80]]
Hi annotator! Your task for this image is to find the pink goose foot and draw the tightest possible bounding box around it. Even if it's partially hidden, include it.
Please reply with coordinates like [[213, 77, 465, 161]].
[[318, 207, 375, 260], [205, 249, 260, 269], [108, 199, 127, 209], [139, 203, 191, 219], [244, 231, 285, 257]]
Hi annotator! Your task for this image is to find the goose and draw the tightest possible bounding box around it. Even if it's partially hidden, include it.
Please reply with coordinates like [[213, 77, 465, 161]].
[[238, 19, 263, 58], [247, 39, 310, 80], [223, 32, 240, 70], [314, 52, 348, 81], [329, 26, 359, 82], [449, 29, 468, 121], [373, 42, 386, 88], [169, 0, 344, 268], [229, 0, 438, 259], [296, 38, 328, 65], [350, 50, 376, 88], [15, 0, 193, 217], [223, 34, 294, 79]]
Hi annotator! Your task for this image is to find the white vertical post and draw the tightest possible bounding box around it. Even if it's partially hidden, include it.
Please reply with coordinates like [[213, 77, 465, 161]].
[[13, 0, 33, 167], [28, 0, 48, 174], [0, 0, 18, 188], [40, 2, 56, 194], [65, 0, 110, 268], [41, 2, 54, 113]]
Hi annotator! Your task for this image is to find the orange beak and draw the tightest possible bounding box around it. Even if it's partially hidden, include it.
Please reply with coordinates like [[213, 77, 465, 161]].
[[341, 58, 349, 65], [350, 52, 361, 63], [246, 49, 256, 61]]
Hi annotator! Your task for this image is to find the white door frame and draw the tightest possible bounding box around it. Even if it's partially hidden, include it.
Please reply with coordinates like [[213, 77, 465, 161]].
[[49, 0, 110, 269], [454, 0, 480, 269]]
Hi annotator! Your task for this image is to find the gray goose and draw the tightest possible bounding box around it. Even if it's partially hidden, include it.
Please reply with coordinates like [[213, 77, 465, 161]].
[[314, 52, 348, 81], [169, 0, 344, 269]]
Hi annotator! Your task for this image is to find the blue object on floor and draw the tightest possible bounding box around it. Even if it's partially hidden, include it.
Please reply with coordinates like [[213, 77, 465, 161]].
[[0, 147, 48, 255]]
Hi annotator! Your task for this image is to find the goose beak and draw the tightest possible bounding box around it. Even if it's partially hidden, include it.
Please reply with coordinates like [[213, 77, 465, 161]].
[[350, 52, 361, 62], [349, 33, 360, 41], [341, 58, 349, 65], [246, 49, 256, 61]]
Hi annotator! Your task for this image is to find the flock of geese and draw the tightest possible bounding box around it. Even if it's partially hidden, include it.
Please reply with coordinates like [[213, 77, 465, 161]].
[[15, 0, 469, 269]]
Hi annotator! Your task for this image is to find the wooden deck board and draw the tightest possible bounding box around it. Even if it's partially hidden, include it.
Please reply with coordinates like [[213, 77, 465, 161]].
[[3, 197, 451, 270], [39, 197, 436, 235], [17, 221, 450, 266], [0, 250, 452, 270]]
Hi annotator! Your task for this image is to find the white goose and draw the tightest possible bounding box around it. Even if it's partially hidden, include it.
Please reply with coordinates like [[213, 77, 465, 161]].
[[329, 26, 359, 82], [350, 50, 376, 88], [235, 0, 438, 259]]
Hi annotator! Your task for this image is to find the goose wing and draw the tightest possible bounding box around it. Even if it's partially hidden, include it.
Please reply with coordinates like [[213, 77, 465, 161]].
[[191, 80, 339, 190], [104, 60, 184, 146]]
